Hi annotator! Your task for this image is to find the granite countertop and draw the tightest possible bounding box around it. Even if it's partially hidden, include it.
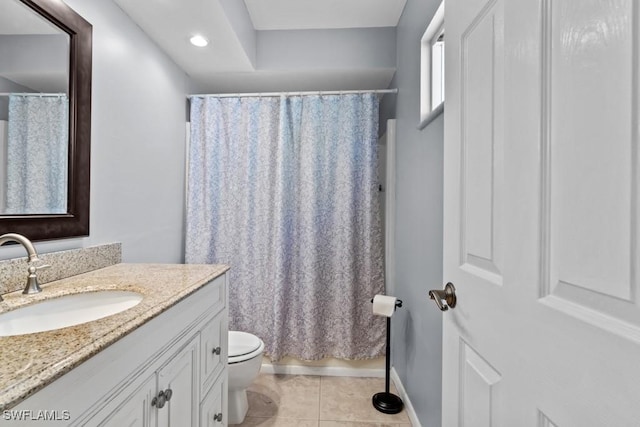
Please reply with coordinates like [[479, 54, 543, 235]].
[[0, 263, 229, 411]]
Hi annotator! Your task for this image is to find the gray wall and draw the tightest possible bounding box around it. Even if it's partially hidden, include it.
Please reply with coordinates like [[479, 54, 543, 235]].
[[384, 0, 444, 425], [0, 77, 33, 121], [257, 27, 396, 70], [0, 0, 189, 263], [0, 34, 69, 93]]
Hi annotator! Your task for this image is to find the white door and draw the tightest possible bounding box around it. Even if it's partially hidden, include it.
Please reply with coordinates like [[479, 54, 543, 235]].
[[442, 0, 640, 425]]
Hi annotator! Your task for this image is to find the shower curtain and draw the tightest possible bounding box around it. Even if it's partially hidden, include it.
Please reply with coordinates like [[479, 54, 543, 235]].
[[5, 94, 68, 214], [186, 94, 386, 361]]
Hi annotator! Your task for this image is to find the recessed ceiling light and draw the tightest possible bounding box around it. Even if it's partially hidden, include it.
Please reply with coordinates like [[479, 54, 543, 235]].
[[190, 35, 209, 47]]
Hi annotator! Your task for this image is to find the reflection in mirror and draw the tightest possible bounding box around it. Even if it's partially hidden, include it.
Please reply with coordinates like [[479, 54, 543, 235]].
[[0, 0, 91, 241], [0, 0, 70, 215], [3, 94, 69, 214]]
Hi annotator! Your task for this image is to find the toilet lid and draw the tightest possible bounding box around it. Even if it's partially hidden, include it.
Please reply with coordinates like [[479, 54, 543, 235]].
[[228, 331, 262, 357]]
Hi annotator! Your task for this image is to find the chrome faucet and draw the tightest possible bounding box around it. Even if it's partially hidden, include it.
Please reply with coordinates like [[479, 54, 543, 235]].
[[0, 233, 49, 299]]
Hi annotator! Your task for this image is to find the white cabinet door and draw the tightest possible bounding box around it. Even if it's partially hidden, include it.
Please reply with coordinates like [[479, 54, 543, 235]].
[[157, 336, 200, 427], [98, 375, 156, 427], [200, 378, 226, 427], [442, 0, 640, 425]]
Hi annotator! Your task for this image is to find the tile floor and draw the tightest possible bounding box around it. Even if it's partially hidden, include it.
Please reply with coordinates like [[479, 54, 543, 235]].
[[230, 373, 412, 427]]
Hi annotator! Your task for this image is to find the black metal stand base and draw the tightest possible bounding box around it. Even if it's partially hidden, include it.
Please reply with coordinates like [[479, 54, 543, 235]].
[[372, 392, 404, 414], [371, 299, 404, 415]]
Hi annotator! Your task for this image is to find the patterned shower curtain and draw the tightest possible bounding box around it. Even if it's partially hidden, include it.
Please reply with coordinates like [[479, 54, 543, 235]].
[[186, 94, 386, 361], [5, 95, 68, 214]]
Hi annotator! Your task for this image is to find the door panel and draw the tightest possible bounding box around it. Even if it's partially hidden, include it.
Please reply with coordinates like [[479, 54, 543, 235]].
[[460, 0, 504, 285], [459, 340, 501, 427], [540, 0, 640, 332], [443, 0, 640, 425]]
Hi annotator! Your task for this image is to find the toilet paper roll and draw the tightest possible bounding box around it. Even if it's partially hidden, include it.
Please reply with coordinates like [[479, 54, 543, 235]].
[[372, 294, 397, 317]]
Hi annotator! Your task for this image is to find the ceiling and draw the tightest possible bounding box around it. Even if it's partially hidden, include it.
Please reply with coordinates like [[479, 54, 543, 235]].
[[113, 0, 406, 93], [244, 0, 406, 30]]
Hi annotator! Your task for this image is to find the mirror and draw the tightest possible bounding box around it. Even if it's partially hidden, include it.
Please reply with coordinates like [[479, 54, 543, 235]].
[[0, 1, 70, 215], [0, 0, 91, 241]]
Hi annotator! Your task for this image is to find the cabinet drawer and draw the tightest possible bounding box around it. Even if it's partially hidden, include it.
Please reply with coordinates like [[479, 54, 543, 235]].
[[200, 377, 226, 427], [200, 312, 226, 395], [203, 274, 226, 317]]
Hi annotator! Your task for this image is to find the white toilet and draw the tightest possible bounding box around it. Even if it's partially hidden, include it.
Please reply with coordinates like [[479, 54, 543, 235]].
[[228, 331, 265, 424]]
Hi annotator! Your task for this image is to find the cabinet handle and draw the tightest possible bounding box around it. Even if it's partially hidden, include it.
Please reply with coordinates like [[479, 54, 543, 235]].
[[213, 413, 223, 422], [212, 346, 222, 356], [151, 389, 172, 409], [151, 393, 165, 409]]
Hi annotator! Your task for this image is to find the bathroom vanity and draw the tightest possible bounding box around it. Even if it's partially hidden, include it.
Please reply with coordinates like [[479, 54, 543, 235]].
[[0, 263, 229, 426]]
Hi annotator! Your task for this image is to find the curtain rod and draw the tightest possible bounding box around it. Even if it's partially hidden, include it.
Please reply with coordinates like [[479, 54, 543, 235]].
[[0, 93, 67, 97], [188, 88, 398, 99]]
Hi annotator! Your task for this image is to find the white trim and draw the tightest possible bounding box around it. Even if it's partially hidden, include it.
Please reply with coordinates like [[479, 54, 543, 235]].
[[385, 119, 397, 295], [261, 363, 384, 378], [420, 2, 445, 50], [418, 102, 444, 130], [184, 122, 190, 257], [420, 1, 445, 124], [391, 367, 422, 427], [0, 121, 6, 213]]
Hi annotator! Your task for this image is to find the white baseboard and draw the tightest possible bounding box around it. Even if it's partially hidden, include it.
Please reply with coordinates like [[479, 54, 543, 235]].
[[261, 363, 384, 378], [391, 367, 422, 427]]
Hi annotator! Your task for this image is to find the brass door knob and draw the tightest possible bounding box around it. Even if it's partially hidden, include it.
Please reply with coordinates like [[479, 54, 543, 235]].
[[428, 282, 457, 311]]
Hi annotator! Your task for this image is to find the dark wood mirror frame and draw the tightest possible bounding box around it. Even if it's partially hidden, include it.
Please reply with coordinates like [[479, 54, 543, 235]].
[[1, 0, 92, 241]]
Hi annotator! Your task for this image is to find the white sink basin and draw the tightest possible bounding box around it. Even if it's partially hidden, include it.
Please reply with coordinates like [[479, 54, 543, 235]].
[[0, 290, 143, 337]]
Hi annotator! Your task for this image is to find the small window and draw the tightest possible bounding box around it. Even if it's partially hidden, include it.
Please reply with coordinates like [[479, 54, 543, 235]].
[[419, 1, 445, 129], [431, 29, 445, 110]]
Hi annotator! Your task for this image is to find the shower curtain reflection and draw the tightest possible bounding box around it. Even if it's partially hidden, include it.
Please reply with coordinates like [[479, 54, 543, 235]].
[[186, 93, 386, 361], [4, 94, 68, 214]]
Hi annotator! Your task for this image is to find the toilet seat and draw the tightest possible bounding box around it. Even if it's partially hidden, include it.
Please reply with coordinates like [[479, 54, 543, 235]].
[[229, 331, 264, 364]]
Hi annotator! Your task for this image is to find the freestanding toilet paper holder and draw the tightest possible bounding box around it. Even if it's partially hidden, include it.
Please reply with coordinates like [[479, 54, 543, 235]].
[[371, 297, 404, 414]]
